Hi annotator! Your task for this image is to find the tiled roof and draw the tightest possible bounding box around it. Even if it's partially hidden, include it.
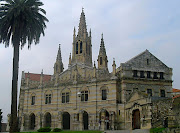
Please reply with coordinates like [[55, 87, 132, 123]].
[[25, 73, 51, 82], [173, 94, 180, 99], [172, 88, 180, 92]]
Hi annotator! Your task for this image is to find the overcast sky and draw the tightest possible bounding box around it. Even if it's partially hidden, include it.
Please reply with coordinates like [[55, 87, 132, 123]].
[[0, 0, 180, 122]]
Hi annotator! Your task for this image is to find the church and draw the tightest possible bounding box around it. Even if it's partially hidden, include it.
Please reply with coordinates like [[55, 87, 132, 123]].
[[17, 9, 174, 131]]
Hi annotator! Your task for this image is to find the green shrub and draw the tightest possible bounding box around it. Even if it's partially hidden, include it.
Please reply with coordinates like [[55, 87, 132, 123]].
[[37, 127, 51, 132], [52, 128, 62, 132], [150, 128, 165, 133]]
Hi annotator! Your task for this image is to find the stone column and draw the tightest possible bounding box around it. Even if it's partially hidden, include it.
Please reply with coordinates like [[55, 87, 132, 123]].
[[79, 112, 83, 131], [37, 113, 41, 130], [111, 112, 115, 130], [57, 112, 62, 129], [100, 111, 106, 130]]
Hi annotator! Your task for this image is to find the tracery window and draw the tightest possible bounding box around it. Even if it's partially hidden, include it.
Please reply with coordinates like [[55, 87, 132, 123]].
[[62, 92, 69, 103], [45, 94, 51, 104], [81, 91, 88, 101]]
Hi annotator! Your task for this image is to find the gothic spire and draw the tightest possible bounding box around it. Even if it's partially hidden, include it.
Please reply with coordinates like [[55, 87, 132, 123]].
[[99, 33, 106, 56], [56, 44, 62, 62], [78, 8, 87, 37]]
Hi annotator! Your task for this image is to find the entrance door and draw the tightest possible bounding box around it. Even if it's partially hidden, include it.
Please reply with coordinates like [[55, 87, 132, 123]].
[[45, 113, 51, 127], [132, 109, 140, 129], [30, 113, 35, 130], [63, 112, 70, 130], [83, 111, 88, 130]]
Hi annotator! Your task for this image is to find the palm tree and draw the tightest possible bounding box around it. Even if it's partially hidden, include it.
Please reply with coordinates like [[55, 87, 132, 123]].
[[0, 0, 48, 132]]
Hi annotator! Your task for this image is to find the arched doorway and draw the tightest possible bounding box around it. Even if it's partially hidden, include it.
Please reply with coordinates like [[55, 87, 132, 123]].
[[83, 111, 89, 130], [45, 112, 51, 127], [29, 113, 35, 130], [62, 112, 70, 130], [132, 109, 140, 129], [99, 110, 110, 130], [105, 111, 110, 130]]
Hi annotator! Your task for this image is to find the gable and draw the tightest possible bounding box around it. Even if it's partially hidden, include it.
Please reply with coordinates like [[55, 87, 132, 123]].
[[123, 50, 170, 71], [127, 90, 148, 102]]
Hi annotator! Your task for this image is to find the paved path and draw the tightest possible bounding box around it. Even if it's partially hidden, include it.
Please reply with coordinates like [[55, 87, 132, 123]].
[[105, 129, 149, 133]]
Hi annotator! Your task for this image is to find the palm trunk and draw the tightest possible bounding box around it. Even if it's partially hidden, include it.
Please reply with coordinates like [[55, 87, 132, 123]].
[[10, 44, 19, 132]]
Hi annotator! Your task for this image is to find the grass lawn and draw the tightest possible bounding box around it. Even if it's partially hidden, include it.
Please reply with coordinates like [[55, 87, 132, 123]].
[[21, 131, 102, 133]]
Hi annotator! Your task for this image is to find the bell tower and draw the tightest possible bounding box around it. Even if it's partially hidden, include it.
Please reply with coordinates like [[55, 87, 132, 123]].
[[71, 8, 92, 66]]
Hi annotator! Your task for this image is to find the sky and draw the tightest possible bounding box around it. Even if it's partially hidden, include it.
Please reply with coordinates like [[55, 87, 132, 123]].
[[0, 0, 180, 122]]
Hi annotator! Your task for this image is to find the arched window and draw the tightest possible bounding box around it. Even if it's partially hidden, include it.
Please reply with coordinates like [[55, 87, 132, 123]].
[[76, 42, 78, 54], [100, 57, 102, 65], [80, 41, 82, 53]]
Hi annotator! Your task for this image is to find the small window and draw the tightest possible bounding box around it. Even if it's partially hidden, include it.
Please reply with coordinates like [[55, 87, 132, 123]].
[[62, 92, 69, 103], [31, 96, 35, 105], [80, 41, 82, 53], [147, 59, 149, 65], [153, 72, 158, 79], [140, 71, 145, 78], [100, 57, 102, 65], [76, 42, 78, 54], [147, 89, 152, 96], [119, 110, 120, 115], [133, 70, 138, 77], [160, 90, 165, 97], [102, 90, 107, 100], [147, 71, 151, 78], [81, 91, 88, 101], [160, 72, 164, 79], [45, 94, 51, 104]]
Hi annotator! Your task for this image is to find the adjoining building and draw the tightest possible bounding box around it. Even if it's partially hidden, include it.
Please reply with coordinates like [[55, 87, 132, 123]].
[[16, 10, 175, 131]]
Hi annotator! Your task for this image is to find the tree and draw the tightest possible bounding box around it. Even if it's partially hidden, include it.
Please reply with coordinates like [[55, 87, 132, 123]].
[[0, 0, 48, 132], [0, 109, 2, 132]]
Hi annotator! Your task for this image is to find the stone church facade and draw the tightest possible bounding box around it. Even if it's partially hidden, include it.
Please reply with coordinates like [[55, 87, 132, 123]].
[[17, 10, 174, 131]]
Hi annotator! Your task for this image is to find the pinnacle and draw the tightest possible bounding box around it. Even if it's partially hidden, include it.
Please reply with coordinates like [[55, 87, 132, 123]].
[[78, 8, 87, 38], [57, 44, 62, 62]]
